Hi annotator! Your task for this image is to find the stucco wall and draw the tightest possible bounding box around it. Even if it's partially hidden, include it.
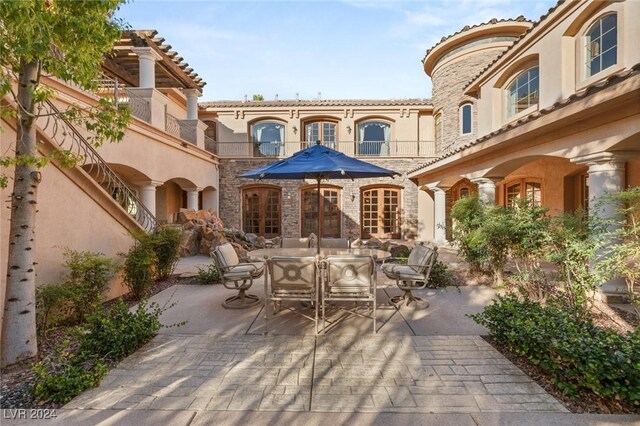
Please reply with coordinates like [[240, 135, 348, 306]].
[[495, 157, 585, 214], [476, 0, 640, 136]]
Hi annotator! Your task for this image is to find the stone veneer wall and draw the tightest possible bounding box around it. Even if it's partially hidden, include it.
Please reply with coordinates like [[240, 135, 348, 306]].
[[219, 158, 421, 240], [431, 38, 516, 153]]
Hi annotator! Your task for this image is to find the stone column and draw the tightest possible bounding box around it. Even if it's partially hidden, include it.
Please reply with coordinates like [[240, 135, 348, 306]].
[[135, 180, 163, 217], [186, 188, 201, 210], [183, 89, 201, 120], [471, 177, 501, 205], [571, 152, 628, 299], [427, 183, 450, 244], [131, 47, 163, 89]]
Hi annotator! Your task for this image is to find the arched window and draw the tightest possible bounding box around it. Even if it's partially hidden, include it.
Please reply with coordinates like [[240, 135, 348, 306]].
[[242, 186, 281, 237], [361, 186, 401, 239], [434, 112, 443, 152], [301, 186, 341, 238], [506, 67, 539, 119], [459, 104, 472, 135], [505, 179, 542, 207], [305, 120, 337, 149], [251, 120, 285, 157], [357, 120, 391, 156], [585, 14, 617, 78]]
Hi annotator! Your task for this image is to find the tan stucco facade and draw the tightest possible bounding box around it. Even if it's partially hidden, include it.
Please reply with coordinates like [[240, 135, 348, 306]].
[[199, 100, 436, 240]]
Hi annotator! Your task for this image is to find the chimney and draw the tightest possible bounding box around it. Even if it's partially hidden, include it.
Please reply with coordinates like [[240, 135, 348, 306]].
[[243, 94, 247, 102], [318, 91, 321, 100], [296, 92, 299, 101], [275, 93, 278, 101]]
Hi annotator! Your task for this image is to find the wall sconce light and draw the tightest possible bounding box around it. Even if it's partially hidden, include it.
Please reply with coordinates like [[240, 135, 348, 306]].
[[346, 125, 352, 134], [292, 125, 298, 134]]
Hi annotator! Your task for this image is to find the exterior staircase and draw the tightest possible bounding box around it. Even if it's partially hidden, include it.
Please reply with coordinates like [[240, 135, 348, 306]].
[[36, 99, 157, 232]]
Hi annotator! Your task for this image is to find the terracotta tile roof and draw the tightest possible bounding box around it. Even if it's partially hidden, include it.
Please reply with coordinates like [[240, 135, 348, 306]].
[[200, 99, 433, 109], [421, 16, 533, 64], [409, 63, 640, 176], [117, 30, 205, 89], [463, 0, 565, 91]]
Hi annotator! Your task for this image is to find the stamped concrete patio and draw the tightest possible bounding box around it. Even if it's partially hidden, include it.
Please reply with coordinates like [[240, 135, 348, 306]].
[[8, 253, 633, 425]]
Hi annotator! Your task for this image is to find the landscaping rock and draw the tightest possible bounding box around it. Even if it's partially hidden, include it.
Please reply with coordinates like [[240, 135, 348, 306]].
[[183, 220, 194, 230], [365, 237, 383, 248], [255, 236, 266, 248], [351, 238, 363, 247]]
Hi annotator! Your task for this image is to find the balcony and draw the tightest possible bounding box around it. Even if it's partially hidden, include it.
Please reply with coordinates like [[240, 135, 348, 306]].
[[211, 140, 436, 159]]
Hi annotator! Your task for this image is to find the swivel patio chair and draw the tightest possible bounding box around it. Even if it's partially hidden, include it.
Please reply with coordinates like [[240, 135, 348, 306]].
[[382, 244, 438, 308], [322, 255, 377, 333], [281, 237, 310, 248], [211, 243, 264, 309], [265, 256, 319, 334]]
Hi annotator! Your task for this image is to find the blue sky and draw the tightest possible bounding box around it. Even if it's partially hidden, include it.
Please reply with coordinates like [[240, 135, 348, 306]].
[[116, 0, 558, 101]]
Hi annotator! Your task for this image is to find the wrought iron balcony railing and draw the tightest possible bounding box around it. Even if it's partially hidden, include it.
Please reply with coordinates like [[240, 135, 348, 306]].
[[211, 140, 437, 159], [37, 100, 158, 232]]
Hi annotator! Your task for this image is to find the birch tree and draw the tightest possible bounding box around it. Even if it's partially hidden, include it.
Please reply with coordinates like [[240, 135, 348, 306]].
[[0, 0, 129, 366]]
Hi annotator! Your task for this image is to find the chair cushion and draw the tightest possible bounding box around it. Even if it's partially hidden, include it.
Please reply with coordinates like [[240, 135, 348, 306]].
[[216, 243, 239, 269], [223, 261, 264, 279], [382, 263, 426, 280], [407, 244, 431, 273]]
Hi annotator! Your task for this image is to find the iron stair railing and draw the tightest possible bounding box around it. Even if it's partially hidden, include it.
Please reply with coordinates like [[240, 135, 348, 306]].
[[37, 99, 158, 232]]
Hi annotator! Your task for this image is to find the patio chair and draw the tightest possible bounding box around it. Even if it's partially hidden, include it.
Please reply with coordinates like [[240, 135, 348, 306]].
[[281, 237, 310, 248], [381, 243, 438, 308], [211, 243, 264, 309], [322, 255, 377, 333], [320, 238, 349, 249], [265, 256, 319, 334]]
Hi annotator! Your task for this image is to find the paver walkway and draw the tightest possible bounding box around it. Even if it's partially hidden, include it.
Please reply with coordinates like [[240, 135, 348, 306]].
[[60, 254, 572, 418], [65, 333, 566, 414]]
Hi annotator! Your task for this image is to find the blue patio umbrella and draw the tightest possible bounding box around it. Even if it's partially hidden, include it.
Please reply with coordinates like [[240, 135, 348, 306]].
[[239, 141, 400, 253]]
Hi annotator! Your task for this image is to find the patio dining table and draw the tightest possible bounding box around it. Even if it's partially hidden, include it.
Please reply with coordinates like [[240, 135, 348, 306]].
[[248, 247, 391, 261]]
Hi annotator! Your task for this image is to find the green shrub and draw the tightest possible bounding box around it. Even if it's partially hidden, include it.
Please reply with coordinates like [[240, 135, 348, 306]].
[[121, 242, 157, 300], [36, 282, 77, 332], [472, 294, 640, 406], [196, 263, 221, 284], [427, 260, 456, 288], [33, 351, 108, 404], [36, 250, 118, 331], [450, 195, 488, 274], [63, 249, 119, 321], [146, 226, 183, 281], [78, 299, 162, 361]]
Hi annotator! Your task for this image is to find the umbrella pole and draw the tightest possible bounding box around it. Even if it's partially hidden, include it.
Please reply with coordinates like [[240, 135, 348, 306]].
[[317, 178, 321, 255]]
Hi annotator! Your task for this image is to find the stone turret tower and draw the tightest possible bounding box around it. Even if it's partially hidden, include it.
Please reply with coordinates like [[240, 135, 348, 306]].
[[424, 17, 532, 154]]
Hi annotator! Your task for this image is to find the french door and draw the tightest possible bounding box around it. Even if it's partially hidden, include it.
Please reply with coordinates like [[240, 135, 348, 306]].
[[242, 187, 281, 237], [301, 187, 341, 238], [361, 187, 401, 239]]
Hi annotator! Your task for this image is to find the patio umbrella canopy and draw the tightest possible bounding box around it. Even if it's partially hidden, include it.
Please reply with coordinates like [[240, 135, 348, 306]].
[[239, 141, 400, 253]]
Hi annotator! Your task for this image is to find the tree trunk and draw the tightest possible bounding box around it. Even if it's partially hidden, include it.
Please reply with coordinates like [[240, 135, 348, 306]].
[[2, 60, 40, 367]]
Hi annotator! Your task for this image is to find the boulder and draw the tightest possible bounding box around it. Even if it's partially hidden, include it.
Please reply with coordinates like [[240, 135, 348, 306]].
[[176, 209, 198, 224], [182, 220, 194, 230], [202, 226, 214, 241], [350, 238, 363, 247], [271, 236, 281, 248], [199, 238, 213, 255], [180, 228, 201, 256], [255, 236, 266, 249], [365, 237, 383, 248], [245, 233, 258, 244]]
